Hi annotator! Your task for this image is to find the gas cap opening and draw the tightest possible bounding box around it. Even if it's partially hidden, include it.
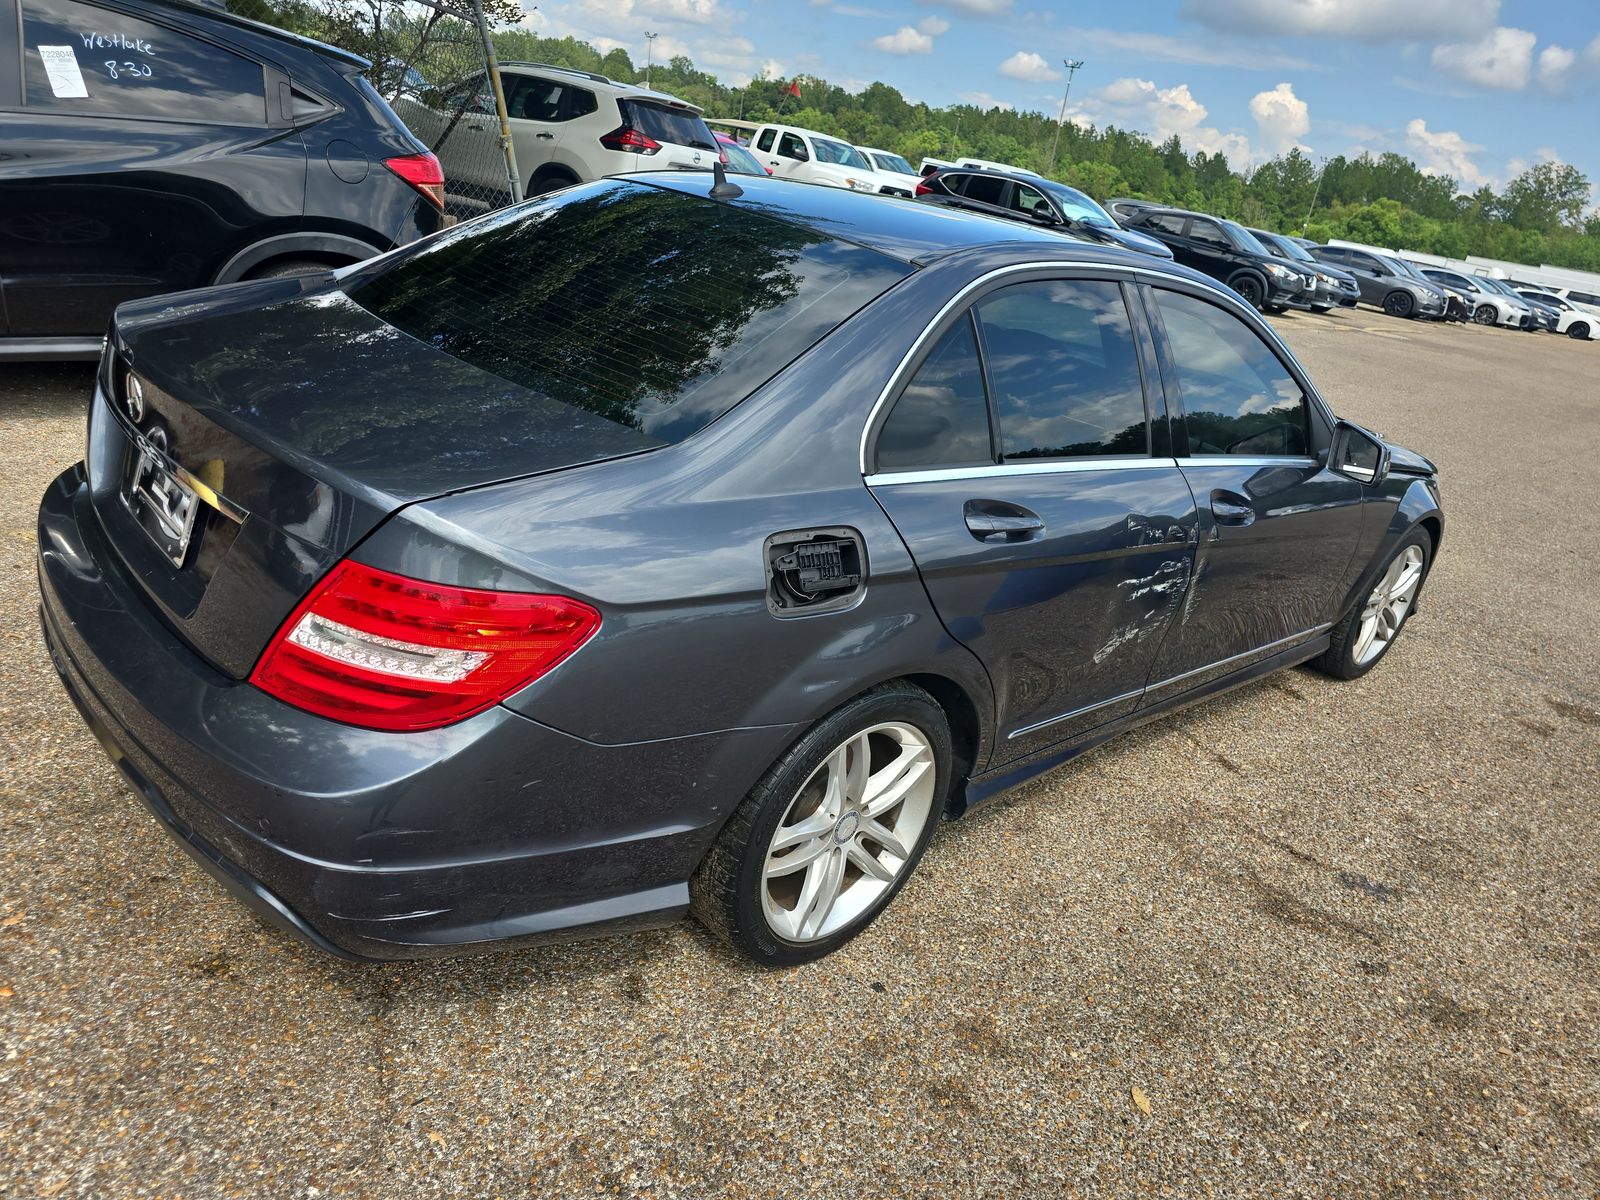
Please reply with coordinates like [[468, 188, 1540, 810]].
[[765, 528, 866, 617]]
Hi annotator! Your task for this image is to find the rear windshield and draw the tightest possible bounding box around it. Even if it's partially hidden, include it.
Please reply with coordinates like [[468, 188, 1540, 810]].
[[345, 180, 912, 443], [622, 100, 716, 150]]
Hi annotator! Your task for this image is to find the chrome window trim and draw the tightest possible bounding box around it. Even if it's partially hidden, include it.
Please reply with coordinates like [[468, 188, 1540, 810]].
[[857, 259, 1333, 476], [867, 457, 1179, 487], [1173, 455, 1319, 469]]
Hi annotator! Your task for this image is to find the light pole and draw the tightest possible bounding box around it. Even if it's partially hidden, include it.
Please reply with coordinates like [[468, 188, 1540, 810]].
[[1302, 155, 1330, 236], [1046, 58, 1084, 176], [644, 32, 657, 88]]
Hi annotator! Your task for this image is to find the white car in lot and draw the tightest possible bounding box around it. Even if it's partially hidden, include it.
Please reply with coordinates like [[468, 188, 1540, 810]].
[[1516, 288, 1599, 340], [397, 63, 720, 209], [747, 123, 904, 195], [1419, 267, 1535, 329], [856, 147, 921, 196]]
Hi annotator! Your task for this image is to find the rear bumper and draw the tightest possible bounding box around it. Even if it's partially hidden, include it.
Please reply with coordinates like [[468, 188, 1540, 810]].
[[37, 463, 795, 960]]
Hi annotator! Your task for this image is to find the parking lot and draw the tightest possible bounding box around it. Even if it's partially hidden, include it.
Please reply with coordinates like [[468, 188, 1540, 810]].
[[1, 308, 1597, 1198]]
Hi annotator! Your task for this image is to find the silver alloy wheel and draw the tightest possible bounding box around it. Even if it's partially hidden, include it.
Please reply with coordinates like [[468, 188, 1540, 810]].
[[1354, 545, 1425, 665], [760, 721, 937, 943]]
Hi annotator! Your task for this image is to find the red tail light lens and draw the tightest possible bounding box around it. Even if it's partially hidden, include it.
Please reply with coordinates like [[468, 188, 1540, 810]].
[[385, 152, 446, 211], [250, 562, 601, 732], [914, 181, 933, 196], [600, 125, 661, 155]]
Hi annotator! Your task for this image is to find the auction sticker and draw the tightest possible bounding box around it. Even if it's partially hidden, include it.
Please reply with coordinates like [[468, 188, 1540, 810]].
[[38, 45, 89, 98]]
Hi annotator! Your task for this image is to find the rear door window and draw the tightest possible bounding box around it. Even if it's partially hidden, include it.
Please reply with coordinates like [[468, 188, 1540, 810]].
[[959, 173, 1006, 206], [21, 0, 266, 124], [755, 128, 775, 152], [346, 180, 913, 444], [976, 280, 1149, 460], [1141, 213, 1188, 236], [1154, 289, 1309, 457], [622, 100, 714, 149]]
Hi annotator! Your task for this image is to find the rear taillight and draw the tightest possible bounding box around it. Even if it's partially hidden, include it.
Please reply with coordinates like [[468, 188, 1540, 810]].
[[914, 181, 933, 196], [600, 125, 661, 155], [250, 562, 600, 732], [385, 152, 446, 211]]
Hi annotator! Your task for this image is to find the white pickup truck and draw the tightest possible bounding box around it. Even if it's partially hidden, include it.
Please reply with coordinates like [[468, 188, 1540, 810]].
[[746, 123, 908, 195]]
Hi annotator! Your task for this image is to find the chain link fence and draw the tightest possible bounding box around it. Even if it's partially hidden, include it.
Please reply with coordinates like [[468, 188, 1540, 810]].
[[359, 0, 521, 218]]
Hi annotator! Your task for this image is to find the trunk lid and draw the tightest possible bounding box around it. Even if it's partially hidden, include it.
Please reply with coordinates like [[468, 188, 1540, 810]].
[[95, 277, 658, 677]]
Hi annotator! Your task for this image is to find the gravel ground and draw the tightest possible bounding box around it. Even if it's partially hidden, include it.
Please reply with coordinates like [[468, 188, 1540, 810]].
[[2, 310, 1597, 1199]]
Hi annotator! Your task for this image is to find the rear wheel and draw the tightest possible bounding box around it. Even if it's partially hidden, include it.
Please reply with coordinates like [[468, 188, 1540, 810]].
[[527, 169, 579, 197], [1382, 290, 1414, 318], [1568, 321, 1591, 340], [690, 682, 951, 966], [1232, 275, 1265, 309], [1473, 304, 1498, 326], [1313, 531, 1431, 680]]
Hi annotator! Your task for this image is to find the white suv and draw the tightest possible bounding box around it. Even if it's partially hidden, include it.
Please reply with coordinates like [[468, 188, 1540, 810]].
[[748, 123, 903, 195], [396, 63, 720, 209]]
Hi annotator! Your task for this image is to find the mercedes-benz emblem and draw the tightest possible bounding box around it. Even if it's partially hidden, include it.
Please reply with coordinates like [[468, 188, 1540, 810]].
[[124, 373, 145, 423]]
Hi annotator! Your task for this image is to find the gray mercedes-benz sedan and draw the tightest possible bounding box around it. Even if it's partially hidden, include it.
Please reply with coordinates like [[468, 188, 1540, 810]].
[[38, 172, 1443, 966]]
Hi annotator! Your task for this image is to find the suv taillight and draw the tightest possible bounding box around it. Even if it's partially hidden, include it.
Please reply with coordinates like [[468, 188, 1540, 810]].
[[384, 152, 446, 211], [914, 181, 933, 196], [600, 125, 661, 155], [250, 562, 600, 732]]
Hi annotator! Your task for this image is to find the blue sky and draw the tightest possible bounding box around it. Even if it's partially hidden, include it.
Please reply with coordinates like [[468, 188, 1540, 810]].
[[526, 0, 1600, 197]]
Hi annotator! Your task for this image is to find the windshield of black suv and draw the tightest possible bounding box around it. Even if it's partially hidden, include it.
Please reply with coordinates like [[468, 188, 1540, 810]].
[[1223, 221, 1273, 256], [1039, 182, 1118, 229], [345, 180, 912, 443], [1259, 232, 1316, 263], [622, 100, 717, 151], [815, 138, 871, 169]]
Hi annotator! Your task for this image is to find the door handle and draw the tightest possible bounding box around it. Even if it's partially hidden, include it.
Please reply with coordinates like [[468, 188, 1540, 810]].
[[964, 500, 1045, 542], [1210, 491, 1256, 526], [535, 131, 554, 140], [466, 122, 486, 131]]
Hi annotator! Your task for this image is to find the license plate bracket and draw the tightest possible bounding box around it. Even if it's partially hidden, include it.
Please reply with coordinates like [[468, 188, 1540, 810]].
[[123, 441, 200, 568]]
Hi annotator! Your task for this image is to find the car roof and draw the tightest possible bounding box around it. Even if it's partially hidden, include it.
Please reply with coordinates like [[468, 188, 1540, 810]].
[[635, 171, 1205, 272], [498, 62, 701, 109], [149, 0, 369, 65]]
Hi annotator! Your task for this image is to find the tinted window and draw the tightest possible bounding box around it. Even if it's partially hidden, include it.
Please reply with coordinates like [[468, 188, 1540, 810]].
[[624, 100, 714, 149], [348, 180, 913, 444], [22, 0, 266, 123], [976, 280, 1148, 460], [960, 173, 1006, 206], [1155, 290, 1307, 457], [443, 74, 493, 115], [1311, 246, 1347, 262], [756, 128, 775, 152], [1189, 219, 1229, 249], [1141, 213, 1188, 236], [876, 316, 992, 472], [1345, 252, 1381, 272], [514, 77, 569, 122], [1569, 290, 1600, 306], [778, 132, 807, 160]]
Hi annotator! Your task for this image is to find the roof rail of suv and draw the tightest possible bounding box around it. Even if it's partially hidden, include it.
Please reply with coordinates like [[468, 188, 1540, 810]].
[[499, 61, 614, 85]]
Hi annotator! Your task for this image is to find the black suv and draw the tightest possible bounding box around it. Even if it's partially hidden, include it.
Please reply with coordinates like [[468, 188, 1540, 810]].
[[915, 168, 1173, 259], [1119, 206, 1317, 310], [0, 0, 446, 359]]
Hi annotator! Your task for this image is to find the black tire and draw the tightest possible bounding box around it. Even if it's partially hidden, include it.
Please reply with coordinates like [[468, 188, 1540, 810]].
[[1382, 290, 1414, 318], [527, 169, 579, 198], [1231, 275, 1265, 309], [1568, 322, 1591, 340], [242, 257, 335, 281], [1473, 304, 1498, 326], [1312, 529, 1432, 681], [690, 681, 952, 966]]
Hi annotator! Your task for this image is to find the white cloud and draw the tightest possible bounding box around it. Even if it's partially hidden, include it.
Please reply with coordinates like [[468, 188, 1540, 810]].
[[918, 0, 1014, 13], [1090, 76, 1252, 162], [1405, 117, 1487, 185], [760, 59, 786, 80], [1431, 26, 1536, 90], [1248, 81, 1309, 155], [999, 51, 1061, 83], [870, 16, 948, 54], [1180, 0, 1499, 43], [1537, 44, 1577, 92], [959, 90, 1013, 111]]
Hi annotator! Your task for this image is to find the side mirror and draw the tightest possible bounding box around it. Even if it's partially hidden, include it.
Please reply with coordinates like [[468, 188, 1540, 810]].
[[790, 146, 809, 162], [1330, 420, 1390, 486], [1030, 208, 1060, 225]]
